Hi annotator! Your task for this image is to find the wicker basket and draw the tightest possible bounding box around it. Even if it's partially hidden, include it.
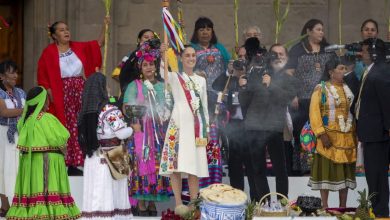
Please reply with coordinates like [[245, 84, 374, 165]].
[[255, 192, 290, 217]]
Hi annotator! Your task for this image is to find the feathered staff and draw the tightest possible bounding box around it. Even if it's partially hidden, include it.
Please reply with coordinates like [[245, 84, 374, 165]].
[[273, 0, 290, 43], [102, 0, 112, 75], [162, 0, 185, 84], [176, 0, 188, 44]]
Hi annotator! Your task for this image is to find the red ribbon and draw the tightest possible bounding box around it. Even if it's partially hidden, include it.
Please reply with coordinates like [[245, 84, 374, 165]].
[[177, 73, 200, 138]]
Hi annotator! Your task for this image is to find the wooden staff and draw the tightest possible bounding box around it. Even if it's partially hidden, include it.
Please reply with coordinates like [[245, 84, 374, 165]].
[[102, 0, 112, 75], [232, 0, 239, 60]]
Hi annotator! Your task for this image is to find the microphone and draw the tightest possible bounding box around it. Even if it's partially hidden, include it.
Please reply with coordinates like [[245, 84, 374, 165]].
[[325, 44, 345, 52]]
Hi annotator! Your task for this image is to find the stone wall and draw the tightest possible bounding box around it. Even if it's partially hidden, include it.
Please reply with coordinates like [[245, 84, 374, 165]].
[[23, 0, 390, 93]]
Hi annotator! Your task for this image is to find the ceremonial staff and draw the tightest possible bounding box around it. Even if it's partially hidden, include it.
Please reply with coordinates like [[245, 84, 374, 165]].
[[102, 0, 112, 75]]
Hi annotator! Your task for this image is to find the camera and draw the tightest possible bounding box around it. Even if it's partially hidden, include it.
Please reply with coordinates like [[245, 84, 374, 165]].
[[325, 39, 390, 63], [232, 59, 247, 71], [148, 38, 161, 49], [247, 51, 278, 76]]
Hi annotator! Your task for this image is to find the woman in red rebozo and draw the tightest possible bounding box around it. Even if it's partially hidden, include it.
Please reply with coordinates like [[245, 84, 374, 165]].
[[37, 18, 108, 174]]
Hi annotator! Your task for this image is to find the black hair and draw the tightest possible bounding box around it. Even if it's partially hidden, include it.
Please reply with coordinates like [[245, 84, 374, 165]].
[[190, 17, 218, 45], [361, 19, 379, 33], [49, 21, 66, 41], [24, 87, 44, 123], [137, 29, 154, 46], [244, 37, 266, 62], [0, 60, 18, 91], [300, 19, 329, 52], [179, 45, 195, 56], [321, 55, 345, 81]]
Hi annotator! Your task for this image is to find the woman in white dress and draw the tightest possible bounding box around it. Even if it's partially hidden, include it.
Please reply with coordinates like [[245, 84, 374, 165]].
[[159, 46, 209, 216], [78, 72, 136, 219], [0, 61, 25, 216]]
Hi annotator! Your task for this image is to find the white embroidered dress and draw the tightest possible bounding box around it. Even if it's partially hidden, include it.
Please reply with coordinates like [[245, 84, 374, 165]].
[[81, 104, 133, 220], [159, 72, 209, 178]]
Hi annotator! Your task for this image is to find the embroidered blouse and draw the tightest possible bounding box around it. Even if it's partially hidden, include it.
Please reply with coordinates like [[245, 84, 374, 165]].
[[97, 104, 133, 140], [59, 49, 84, 78]]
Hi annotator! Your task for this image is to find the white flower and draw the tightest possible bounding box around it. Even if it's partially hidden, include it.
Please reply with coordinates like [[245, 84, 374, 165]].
[[191, 97, 200, 113], [329, 85, 340, 106], [338, 113, 353, 133], [143, 80, 155, 92], [343, 84, 354, 107]]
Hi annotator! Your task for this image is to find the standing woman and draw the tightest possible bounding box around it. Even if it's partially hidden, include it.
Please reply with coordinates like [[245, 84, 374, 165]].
[[285, 18, 332, 174], [37, 17, 109, 174], [159, 45, 209, 217], [353, 19, 379, 80], [123, 41, 172, 216], [79, 73, 134, 220], [190, 17, 230, 112], [6, 86, 80, 220], [0, 61, 25, 215], [308, 56, 357, 208]]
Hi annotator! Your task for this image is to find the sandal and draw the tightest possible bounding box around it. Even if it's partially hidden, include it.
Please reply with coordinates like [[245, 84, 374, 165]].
[[137, 203, 149, 216], [148, 203, 158, 216]]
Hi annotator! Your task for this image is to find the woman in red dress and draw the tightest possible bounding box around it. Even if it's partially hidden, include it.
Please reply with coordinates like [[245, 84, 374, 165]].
[[37, 17, 109, 175]]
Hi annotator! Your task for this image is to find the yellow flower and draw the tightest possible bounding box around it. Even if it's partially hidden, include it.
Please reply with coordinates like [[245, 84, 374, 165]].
[[169, 128, 176, 136]]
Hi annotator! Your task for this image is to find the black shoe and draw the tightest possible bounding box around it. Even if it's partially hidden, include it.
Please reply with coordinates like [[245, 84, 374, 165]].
[[138, 209, 149, 216], [148, 206, 158, 216], [67, 166, 83, 176], [131, 206, 139, 216]]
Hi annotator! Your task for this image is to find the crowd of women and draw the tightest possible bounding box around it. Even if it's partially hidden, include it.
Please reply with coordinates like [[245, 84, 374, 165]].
[[0, 13, 390, 219]]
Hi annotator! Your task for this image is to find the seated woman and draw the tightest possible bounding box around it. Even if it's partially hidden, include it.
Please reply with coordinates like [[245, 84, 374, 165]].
[[6, 86, 80, 220], [78, 72, 135, 219], [308, 56, 357, 208]]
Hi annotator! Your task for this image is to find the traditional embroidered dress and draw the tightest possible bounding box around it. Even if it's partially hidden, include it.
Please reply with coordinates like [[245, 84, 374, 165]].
[[0, 87, 25, 201], [81, 104, 133, 220], [6, 88, 80, 220], [308, 82, 357, 191], [190, 43, 228, 189], [159, 72, 209, 178], [37, 41, 102, 167], [123, 79, 172, 203]]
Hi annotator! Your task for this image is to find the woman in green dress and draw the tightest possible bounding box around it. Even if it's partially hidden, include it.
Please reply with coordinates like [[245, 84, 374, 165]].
[[6, 86, 80, 220]]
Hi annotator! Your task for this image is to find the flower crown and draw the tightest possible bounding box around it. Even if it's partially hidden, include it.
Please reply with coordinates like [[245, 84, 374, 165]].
[[136, 40, 161, 66]]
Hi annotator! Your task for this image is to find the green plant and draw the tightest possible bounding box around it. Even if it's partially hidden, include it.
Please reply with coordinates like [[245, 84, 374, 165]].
[[245, 200, 257, 220]]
